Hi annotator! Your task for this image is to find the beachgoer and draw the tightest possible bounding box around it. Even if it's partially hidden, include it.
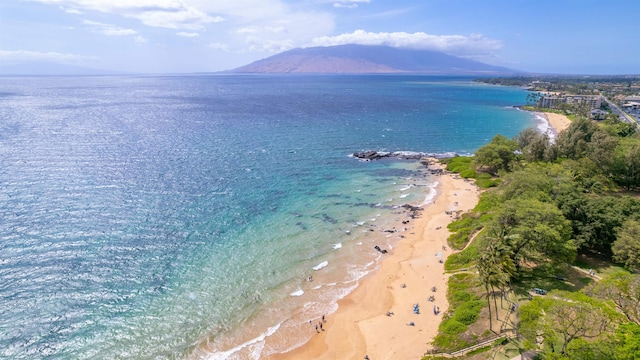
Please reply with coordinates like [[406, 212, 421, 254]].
[[315, 324, 319, 333], [319, 322, 323, 331], [322, 315, 326, 323]]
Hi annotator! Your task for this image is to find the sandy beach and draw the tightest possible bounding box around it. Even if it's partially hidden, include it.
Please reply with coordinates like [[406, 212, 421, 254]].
[[272, 159, 479, 360], [544, 112, 571, 134]]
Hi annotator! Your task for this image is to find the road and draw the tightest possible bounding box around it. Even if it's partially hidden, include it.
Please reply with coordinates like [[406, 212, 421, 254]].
[[603, 96, 639, 128]]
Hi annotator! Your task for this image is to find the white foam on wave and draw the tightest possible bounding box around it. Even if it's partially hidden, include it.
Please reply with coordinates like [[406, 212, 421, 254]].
[[418, 181, 439, 206], [333, 243, 342, 249], [206, 322, 281, 360], [399, 194, 410, 198], [313, 261, 328, 271], [290, 289, 304, 297], [533, 112, 556, 141]]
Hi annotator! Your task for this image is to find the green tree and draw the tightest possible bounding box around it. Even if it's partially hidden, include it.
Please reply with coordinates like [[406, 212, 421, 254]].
[[556, 117, 598, 160], [516, 128, 551, 163], [474, 135, 519, 175], [499, 163, 575, 203], [602, 116, 637, 137], [587, 131, 618, 172], [589, 272, 640, 324], [615, 323, 640, 360], [493, 198, 575, 269], [613, 143, 640, 190], [477, 237, 515, 328], [520, 292, 619, 356], [559, 195, 640, 253], [612, 220, 640, 272]]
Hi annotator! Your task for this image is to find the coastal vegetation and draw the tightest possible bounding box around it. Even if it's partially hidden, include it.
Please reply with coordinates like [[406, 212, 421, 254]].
[[427, 109, 640, 359]]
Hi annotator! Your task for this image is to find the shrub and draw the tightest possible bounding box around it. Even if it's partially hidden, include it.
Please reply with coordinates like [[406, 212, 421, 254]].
[[432, 319, 473, 350], [450, 290, 473, 307], [444, 156, 474, 173], [452, 300, 483, 325], [440, 318, 467, 334], [475, 173, 501, 188], [445, 242, 479, 271]]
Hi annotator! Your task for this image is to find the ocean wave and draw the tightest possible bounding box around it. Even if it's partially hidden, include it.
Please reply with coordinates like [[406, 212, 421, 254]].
[[290, 289, 304, 297], [206, 322, 281, 360], [533, 112, 557, 141], [418, 181, 439, 206], [312, 261, 328, 271]]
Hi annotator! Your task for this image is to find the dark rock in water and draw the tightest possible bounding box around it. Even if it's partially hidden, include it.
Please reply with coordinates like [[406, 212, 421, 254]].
[[353, 151, 426, 160], [402, 204, 423, 212], [402, 204, 424, 219], [353, 151, 389, 160]]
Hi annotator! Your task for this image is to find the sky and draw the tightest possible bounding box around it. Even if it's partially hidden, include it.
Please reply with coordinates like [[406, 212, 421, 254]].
[[0, 0, 638, 74]]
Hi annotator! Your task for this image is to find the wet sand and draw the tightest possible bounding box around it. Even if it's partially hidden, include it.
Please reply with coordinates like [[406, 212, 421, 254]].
[[272, 159, 479, 360]]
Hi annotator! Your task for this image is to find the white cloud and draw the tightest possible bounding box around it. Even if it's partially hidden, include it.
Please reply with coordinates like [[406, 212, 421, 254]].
[[0, 50, 96, 63], [28, 0, 222, 30], [310, 30, 503, 57], [134, 35, 148, 44], [83, 19, 137, 36], [27, 0, 336, 55], [177, 32, 199, 37], [333, 0, 370, 9], [60, 6, 82, 14], [208, 42, 230, 52], [245, 37, 295, 53]]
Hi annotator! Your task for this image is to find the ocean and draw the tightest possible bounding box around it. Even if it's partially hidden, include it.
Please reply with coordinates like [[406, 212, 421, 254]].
[[0, 75, 537, 359]]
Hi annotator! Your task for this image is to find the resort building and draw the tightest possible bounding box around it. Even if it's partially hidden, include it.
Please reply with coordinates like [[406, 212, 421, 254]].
[[537, 93, 603, 110], [590, 109, 608, 120]]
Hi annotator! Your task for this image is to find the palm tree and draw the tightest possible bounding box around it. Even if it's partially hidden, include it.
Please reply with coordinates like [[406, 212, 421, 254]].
[[477, 234, 516, 331]]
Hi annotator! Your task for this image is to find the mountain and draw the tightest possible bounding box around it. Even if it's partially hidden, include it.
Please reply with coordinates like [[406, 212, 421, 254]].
[[229, 44, 518, 75]]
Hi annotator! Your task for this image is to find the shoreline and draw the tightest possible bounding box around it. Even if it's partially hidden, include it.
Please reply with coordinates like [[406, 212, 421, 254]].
[[271, 159, 480, 359], [543, 111, 571, 134]]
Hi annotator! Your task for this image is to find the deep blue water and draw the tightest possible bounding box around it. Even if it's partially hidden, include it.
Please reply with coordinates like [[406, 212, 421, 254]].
[[0, 75, 536, 359]]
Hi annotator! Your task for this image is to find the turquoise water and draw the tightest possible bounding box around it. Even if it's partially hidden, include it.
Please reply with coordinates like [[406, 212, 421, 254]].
[[0, 75, 536, 359]]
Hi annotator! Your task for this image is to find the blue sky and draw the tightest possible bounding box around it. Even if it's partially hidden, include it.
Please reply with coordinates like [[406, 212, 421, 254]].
[[1, 0, 638, 74]]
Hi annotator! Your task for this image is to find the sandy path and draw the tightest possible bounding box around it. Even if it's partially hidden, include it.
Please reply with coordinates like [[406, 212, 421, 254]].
[[271, 160, 479, 360]]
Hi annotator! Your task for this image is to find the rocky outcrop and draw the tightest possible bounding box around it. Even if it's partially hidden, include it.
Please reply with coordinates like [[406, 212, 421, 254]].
[[352, 151, 427, 160]]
